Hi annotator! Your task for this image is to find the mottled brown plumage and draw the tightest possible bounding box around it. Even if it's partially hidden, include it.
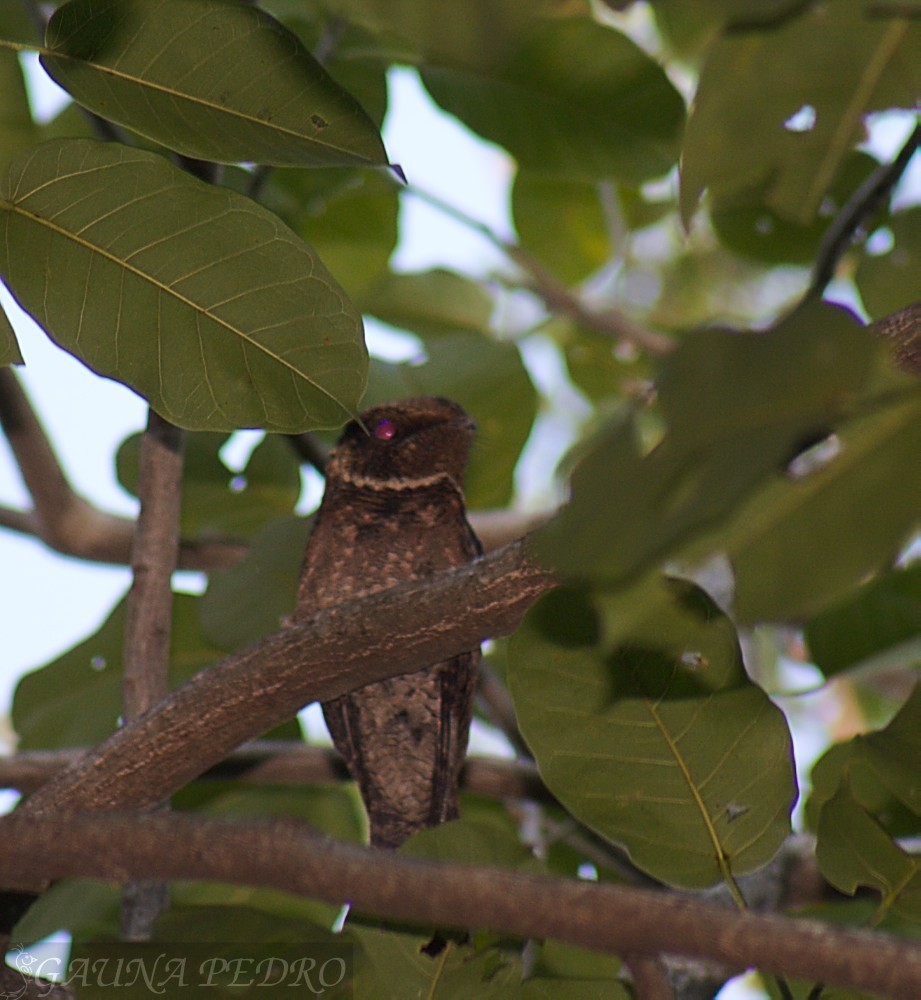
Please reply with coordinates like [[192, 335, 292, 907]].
[[297, 397, 481, 848]]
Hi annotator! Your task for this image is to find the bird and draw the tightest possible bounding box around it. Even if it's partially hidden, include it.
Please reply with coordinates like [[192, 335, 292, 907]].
[[296, 396, 481, 849]]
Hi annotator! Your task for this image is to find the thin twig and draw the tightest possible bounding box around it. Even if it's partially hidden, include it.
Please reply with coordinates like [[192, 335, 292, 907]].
[[404, 183, 677, 355], [808, 122, 921, 299]]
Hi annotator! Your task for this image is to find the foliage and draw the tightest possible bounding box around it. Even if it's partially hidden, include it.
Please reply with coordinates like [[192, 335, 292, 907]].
[[1, 0, 919, 996]]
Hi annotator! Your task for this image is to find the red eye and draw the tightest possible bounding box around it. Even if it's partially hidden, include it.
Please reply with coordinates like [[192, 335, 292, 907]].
[[373, 418, 397, 441]]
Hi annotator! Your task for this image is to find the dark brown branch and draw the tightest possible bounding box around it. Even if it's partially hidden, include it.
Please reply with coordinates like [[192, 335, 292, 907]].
[[872, 300, 921, 376], [2, 812, 919, 999], [809, 123, 921, 298], [18, 538, 556, 821]]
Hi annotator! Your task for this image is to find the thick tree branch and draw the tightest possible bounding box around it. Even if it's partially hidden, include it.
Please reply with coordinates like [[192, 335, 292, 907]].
[[1, 812, 919, 999], [17, 538, 556, 821]]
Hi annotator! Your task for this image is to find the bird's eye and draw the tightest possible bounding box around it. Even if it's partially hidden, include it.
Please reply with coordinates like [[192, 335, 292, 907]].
[[372, 418, 397, 441]]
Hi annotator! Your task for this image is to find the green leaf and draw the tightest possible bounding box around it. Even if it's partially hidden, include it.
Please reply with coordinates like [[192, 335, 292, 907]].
[[723, 393, 921, 622], [681, 4, 920, 225], [0, 138, 368, 431], [0, 48, 37, 177], [200, 515, 310, 651], [117, 431, 301, 539], [0, 296, 23, 365], [508, 577, 796, 888], [351, 926, 522, 1000], [512, 173, 612, 284], [422, 17, 684, 183], [41, 0, 388, 168], [12, 593, 224, 750], [361, 267, 494, 336], [856, 207, 921, 321], [535, 302, 882, 584], [817, 782, 921, 923], [805, 565, 921, 679]]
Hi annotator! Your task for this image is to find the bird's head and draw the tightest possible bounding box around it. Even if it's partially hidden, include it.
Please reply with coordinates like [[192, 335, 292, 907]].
[[327, 396, 475, 490]]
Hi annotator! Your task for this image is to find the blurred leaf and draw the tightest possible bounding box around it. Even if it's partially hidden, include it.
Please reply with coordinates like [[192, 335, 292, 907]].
[[817, 781, 921, 922], [423, 17, 684, 183], [856, 207, 921, 320], [117, 432, 301, 539], [723, 393, 921, 621], [681, 3, 920, 225], [508, 577, 796, 888], [352, 925, 521, 999], [805, 564, 921, 678], [522, 979, 630, 999], [42, 0, 387, 168], [528, 939, 622, 985], [0, 297, 23, 365], [535, 302, 881, 584], [361, 267, 493, 336], [200, 515, 310, 651], [711, 151, 879, 264], [268, 168, 399, 298], [512, 173, 612, 284], [0, 138, 367, 431], [12, 593, 225, 750]]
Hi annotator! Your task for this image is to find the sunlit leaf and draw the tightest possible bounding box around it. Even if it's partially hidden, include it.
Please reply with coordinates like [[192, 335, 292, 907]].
[[681, 3, 919, 225], [508, 577, 796, 888], [805, 565, 921, 678], [0, 139, 367, 431], [42, 0, 388, 168], [423, 18, 684, 183], [512, 172, 612, 284]]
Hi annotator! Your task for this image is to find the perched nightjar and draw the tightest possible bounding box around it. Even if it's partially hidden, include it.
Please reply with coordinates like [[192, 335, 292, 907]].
[[296, 397, 481, 848]]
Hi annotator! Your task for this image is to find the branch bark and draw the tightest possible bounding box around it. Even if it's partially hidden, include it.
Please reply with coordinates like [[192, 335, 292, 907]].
[[17, 538, 556, 822], [1, 812, 919, 999]]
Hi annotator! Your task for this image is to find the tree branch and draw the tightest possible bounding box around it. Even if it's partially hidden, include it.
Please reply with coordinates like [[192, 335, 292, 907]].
[[808, 122, 921, 299], [120, 408, 184, 937], [1, 812, 919, 999], [17, 538, 556, 822]]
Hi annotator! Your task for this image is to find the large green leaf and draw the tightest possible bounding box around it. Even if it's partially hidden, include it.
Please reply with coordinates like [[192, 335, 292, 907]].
[[805, 565, 921, 679], [422, 17, 684, 183], [534, 303, 884, 584], [681, 2, 920, 225], [856, 207, 921, 321], [0, 48, 37, 177], [0, 138, 367, 431], [508, 577, 796, 888], [41, 0, 388, 168]]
